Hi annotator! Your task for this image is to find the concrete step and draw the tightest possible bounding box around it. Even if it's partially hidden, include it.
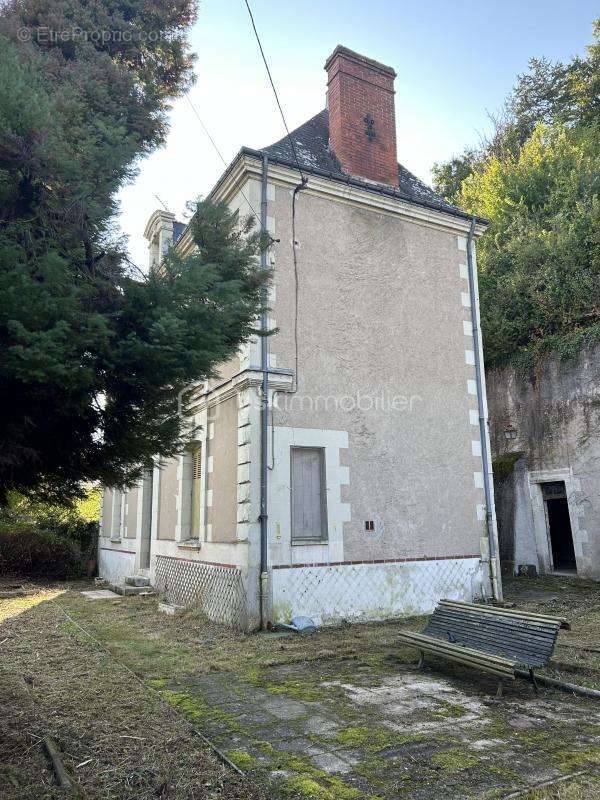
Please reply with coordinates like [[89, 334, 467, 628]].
[[124, 575, 150, 587], [110, 583, 155, 597]]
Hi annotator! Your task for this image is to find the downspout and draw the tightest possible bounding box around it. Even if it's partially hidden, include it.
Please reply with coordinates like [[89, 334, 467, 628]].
[[259, 153, 269, 628], [466, 217, 503, 602]]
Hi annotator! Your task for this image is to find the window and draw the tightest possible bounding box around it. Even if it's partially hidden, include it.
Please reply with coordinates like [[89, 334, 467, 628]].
[[291, 447, 327, 543], [111, 490, 123, 539], [191, 446, 202, 539]]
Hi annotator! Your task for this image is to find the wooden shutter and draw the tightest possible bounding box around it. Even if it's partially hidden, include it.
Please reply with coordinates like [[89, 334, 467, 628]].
[[291, 448, 327, 542], [191, 446, 202, 538]]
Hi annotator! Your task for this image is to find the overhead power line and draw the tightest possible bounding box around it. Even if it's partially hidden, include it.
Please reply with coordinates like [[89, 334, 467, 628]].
[[184, 92, 262, 227], [243, 0, 306, 184]]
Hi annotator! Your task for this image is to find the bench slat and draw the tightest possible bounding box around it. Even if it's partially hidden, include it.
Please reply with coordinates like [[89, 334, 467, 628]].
[[426, 614, 558, 659], [398, 632, 517, 669], [427, 613, 558, 645], [425, 618, 556, 653], [397, 633, 516, 679], [425, 623, 550, 667], [425, 607, 560, 667], [434, 604, 560, 635], [397, 644, 515, 678], [439, 600, 570, 630]]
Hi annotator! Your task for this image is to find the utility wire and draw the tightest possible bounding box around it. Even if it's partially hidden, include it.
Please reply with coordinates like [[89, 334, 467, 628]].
[[243, 0, 306, 184], [184, 92, 262, 227], [242, 0, 309, 475]]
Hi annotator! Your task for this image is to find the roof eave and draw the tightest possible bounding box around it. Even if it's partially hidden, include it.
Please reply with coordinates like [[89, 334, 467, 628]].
[[240, 147, 487, 227], [176, 146, 487, 254]]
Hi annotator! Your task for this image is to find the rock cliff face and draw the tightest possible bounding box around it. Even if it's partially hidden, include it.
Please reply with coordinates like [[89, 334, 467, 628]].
[[487, 343, 600, 578]]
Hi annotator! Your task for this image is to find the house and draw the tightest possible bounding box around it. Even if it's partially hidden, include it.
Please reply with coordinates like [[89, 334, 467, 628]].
[[99, 46, 502, 630], [488, 342, 600, 580]]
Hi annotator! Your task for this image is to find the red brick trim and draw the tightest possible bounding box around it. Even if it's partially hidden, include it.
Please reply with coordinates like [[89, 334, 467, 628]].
[[99, 547, 135, 555], [272, 554, 480, 570], [156, 554, 237, 569]]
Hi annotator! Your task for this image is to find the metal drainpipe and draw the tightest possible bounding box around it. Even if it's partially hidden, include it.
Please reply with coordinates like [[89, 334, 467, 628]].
[[466, 217, 503, 602], [259, 153, 269, 628]]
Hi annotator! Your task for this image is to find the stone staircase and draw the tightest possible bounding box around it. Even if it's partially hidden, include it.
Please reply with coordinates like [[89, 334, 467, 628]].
[[110, 575, 155, 597]]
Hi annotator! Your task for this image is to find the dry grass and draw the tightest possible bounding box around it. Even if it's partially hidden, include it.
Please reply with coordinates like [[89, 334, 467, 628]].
[[518, 773, 600, 799], [503, 575, 600, 691], [0, 584, 267, 800]]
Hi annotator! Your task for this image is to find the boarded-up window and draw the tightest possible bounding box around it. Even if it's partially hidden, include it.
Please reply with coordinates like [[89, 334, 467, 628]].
[[112, 491, 123, 539], [291, 447, 327, 542], [191, 446, 202, 539]]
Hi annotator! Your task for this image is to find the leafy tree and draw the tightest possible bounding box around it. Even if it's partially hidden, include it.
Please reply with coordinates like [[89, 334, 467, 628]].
[[431, 151, 478, 206], [460, 124, 600, 366], [433, 19, 600, 199], [0, 1, 269, 504], [432, 19, 600, 368]]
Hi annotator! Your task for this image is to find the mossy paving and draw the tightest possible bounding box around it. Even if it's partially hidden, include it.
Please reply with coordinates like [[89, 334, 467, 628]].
[[50, 579, 600, 799], [137, 653, 600, 798]]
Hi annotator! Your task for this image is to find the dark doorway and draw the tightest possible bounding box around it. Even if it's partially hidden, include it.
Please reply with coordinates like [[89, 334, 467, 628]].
[[542, 482, 576, 571]]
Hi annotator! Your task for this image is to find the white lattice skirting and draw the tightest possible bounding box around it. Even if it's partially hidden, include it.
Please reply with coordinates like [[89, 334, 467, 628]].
[[154, 555, 248, 630], [271, 557, 484, 626]]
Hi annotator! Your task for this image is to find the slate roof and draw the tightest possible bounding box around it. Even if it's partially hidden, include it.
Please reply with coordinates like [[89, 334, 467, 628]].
[[173, 220, 186, 244], [258, 109, 470, 220]]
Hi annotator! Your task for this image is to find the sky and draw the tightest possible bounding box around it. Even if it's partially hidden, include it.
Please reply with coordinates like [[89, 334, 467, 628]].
[[117, 0, 598, 270]]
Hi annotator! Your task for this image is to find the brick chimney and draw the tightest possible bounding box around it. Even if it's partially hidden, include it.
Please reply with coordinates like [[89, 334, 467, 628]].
[[325, 46, 398, 187]]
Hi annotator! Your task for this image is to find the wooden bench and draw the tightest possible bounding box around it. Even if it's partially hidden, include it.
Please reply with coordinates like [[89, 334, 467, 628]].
[[397, 599, 570, 696]]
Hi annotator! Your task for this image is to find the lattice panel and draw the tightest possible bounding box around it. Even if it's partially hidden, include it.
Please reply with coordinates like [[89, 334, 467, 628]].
[[155, 556, 247, 630], [272, 558, 483, 625]]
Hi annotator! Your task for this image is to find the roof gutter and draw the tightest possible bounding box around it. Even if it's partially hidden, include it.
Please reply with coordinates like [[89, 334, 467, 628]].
[[466, 216, 502, 602], [240, 147, 488, 226], [174, 149, 486, 258]]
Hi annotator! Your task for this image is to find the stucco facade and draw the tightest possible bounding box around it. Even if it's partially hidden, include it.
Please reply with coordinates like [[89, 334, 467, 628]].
[[99, 46, 501, 629], [488, 343, 600, 579]]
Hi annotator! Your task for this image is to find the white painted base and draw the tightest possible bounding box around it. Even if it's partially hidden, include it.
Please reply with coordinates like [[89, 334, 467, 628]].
[[98, 546, 135, 586], [271, 557, 483, 626]]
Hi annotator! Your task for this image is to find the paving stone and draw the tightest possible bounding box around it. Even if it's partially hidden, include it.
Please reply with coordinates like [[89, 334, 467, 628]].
[[310, 751, 356, 774], [268, 736, 317, 754], [260, 696, 307, 719], [234, 708, 279, 726], [469, 738, 506, 751], [300, 714, 340, 735], [324, 747, 362, 766], [81, 589, 121, 600], [256, 721, 310, 741]]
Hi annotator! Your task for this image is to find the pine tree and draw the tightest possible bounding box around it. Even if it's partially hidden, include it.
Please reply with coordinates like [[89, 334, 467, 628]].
[[0, 1, 269, 503]]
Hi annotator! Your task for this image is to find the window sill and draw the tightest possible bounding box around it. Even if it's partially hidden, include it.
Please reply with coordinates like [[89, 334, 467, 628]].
[[177, 539, 201, 551], [291, 539, 329, 547]]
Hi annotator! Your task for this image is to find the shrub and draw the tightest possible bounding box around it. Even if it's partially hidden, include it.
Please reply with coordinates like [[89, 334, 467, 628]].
[[0, 525, 83, 579], [0, 488, 99, 567]]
